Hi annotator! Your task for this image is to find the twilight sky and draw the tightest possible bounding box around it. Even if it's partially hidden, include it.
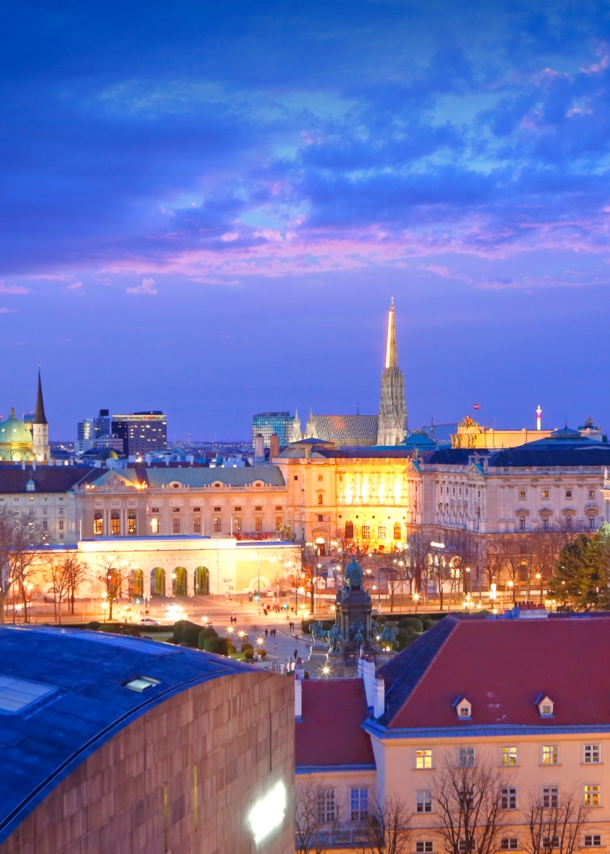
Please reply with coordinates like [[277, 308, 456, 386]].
[[2, 0, 610, 440]]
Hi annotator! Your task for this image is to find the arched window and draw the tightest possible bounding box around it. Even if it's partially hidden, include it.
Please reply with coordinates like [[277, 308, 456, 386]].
[[345, 521, 354, 539], [195, 566, 209, 595], [173, 567, 187, 596], [393, 522, 401, 540], [317, 493, 324, 505], [93, 512, 103, 536], [127, 510, 137, 536], [151, 567, 165, 597], [110, 511, 120, 536]]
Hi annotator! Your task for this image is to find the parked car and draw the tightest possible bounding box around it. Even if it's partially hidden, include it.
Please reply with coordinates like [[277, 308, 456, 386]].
[[139, 617, 160, 626]]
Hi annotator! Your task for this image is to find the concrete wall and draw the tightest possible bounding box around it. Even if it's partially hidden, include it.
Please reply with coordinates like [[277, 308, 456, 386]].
[[0, 670, 295, 854]]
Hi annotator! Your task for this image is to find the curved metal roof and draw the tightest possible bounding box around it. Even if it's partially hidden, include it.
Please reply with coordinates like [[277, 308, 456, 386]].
[[0, 626, 251, 844]]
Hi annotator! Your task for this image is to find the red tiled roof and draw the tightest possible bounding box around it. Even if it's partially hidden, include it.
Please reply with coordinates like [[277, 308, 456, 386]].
[[296, 679, 375, 768], [385, 614, 610, 729]]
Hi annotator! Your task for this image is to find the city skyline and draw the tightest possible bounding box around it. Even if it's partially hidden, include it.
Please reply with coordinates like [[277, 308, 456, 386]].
[[1, 0, 610, 436]]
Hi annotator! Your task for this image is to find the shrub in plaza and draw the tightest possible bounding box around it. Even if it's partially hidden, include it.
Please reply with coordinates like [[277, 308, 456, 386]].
[[422, 618, 436, 631], [258, 649, 267, 658], [86, 621, 101, 631], [396, 626, 418, 651], [173, 620, 207, 647], [241, 642, 254, 653], [398, 616, 423, 633], [200, 635, 229, 655], [244, 648, 255, 660]]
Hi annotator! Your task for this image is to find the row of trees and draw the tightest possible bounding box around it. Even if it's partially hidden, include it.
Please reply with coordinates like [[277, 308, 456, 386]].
[[296, 756, 589, 854], [0, 506, 139, 623]]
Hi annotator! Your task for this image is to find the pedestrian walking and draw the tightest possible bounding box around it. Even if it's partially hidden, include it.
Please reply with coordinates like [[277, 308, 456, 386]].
[[294, 649, 298, 660]]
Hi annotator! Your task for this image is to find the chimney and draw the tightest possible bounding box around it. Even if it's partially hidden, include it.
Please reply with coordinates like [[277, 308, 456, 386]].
[[269, 432, 280, 459], [374, 675, 385, 719], [294, 675, 303, 720], [361, 659, 376, 709], [254, 433, 265, 462]]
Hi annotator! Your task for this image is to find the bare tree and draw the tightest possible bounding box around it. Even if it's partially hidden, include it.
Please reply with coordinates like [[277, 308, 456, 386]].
[[97, 555, 130, 620], [357, 795, 412, 854], [380, 565, 403, 613], [295, 781, 343, 854], [46, 553, 90, 623], [64, 554, 90, 615], [405, 529, 431, 601], [523, 788, 588, 854], [7, 514, 43, 623], [433, 752, 507, 854]]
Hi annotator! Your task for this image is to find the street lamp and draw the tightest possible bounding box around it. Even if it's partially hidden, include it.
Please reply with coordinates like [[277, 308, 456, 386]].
[[412, 592, 420, 614]]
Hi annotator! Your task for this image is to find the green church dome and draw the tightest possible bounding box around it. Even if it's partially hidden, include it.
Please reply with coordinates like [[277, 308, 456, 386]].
[[0, 408, 33, 445]]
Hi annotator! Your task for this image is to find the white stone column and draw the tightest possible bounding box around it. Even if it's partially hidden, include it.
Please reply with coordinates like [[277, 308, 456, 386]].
[[187, 564, 195, 597], [165, 568, 173, 597], [143, 569, 151, 601]]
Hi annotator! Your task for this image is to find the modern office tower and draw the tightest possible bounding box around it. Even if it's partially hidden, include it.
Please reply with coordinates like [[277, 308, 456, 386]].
[[94, 409, 111, 438], [252, 412, 293, 447], [111, 411, 167, 456]]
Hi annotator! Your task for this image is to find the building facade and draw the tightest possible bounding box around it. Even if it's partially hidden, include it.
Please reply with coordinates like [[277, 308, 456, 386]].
[[0, 627, 294, 854], [296, 612, 610, 853]]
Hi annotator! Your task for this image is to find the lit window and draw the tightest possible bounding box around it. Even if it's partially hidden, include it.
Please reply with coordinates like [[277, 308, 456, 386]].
[[124, 676, 160, 693], [519, 490, 526, 499], [501, 788, 517, 810], [500, 840, 519, 850], [542, 745, 558, 765], [234, 517, 242, 533], [127, 511, 137, 535], [584, 785, 601, 807], [542, 490, 549, 499], [584, 744, 601, 764], [151, 517, 159, 534], [394, 523, 401, 540], [416, 790, 432, 813], [317, 789, 336, 823], [350, 788, 368, 822], [457, 747, 475, 768], [317, 494, 324, 505], [214, 516, 222, 533], [275, 516, 283, 530], [110, 511, 120, 536], [361, 525, 370, 539], [416, 843, 434, 853], [93, 512, 103, 535], [378, 526, 386, 539], [584, 836, 602, 847], [318, 475, 323, 482], [501, 746, 518, 767], [416, 749, 433, 769], [542, 787, 559, 809]]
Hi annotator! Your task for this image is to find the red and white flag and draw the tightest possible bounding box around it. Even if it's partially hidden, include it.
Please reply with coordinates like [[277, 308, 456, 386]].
[[473, 404, 480, 410]]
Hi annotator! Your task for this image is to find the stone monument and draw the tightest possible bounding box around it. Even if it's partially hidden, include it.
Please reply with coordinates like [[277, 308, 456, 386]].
[[335, 556, 373, 649]]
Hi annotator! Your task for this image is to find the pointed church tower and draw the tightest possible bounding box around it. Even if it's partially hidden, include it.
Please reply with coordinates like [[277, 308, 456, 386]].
[[376, 298, 407, 445], [33, 368, 50, 462], [290, 409, 302, 443]]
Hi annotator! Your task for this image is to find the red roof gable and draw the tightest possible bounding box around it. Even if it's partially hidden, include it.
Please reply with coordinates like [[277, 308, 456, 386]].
[[385, 614, 610, 729], [296, 679, 375, 768]]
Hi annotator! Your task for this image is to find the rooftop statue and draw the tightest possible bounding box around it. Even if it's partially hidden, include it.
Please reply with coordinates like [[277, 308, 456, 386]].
[[343, 556, 364, 590]]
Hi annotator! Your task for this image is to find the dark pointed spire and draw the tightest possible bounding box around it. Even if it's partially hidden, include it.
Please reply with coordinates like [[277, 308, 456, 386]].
[[34, 368, 47, 425]]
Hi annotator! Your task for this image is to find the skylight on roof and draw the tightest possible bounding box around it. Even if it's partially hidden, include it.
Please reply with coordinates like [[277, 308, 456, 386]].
[[0, 674, 56, 714], [125, 676, 160, 693]]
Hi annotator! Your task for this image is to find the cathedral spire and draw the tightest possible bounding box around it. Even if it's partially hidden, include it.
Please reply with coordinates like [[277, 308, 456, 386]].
[[385, 297, 398, 369], [377, 299, 407, 446], [34, 368, 47, 426]]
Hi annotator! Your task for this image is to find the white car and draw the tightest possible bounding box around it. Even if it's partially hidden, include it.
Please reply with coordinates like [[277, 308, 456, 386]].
[[139, 617, 160, 626]]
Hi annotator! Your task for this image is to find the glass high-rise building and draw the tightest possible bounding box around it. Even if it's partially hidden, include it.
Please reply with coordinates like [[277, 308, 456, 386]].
[[252, 412, 293, 448]]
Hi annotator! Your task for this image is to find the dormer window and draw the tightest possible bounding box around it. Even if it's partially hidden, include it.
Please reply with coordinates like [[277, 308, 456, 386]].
[[537, 695, 554, 717], [453, 696, 472, 720]]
